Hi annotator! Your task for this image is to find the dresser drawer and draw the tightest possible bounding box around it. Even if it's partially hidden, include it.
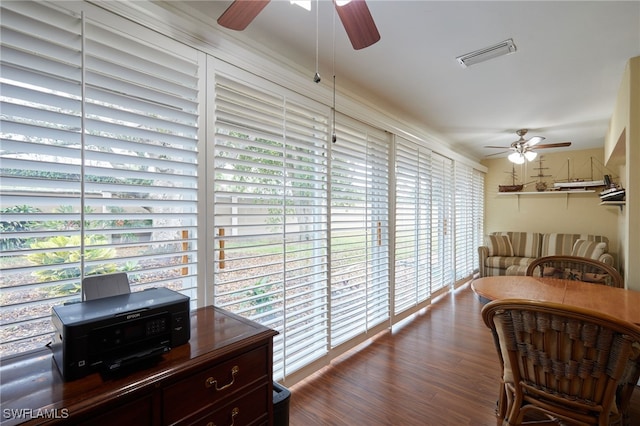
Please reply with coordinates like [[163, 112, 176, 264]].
[[186, 383, 269, 426], [163, 345, 268, 424], [77, 395, 154, 426]]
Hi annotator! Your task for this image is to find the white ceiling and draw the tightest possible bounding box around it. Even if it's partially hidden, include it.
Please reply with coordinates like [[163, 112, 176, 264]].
[[169, 1, 639, 161]]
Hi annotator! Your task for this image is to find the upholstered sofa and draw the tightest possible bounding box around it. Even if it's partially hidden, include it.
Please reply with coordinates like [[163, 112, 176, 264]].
[[478, 232, 614, 277]]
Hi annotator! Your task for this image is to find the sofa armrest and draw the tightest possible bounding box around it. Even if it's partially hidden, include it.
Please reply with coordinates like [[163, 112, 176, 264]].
[[478, 246, 489, 277], [598, 253, 614, 266]]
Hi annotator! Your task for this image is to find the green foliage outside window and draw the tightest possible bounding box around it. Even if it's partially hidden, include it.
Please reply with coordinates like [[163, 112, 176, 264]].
[[27, 235, 117, 296], [0, 205, 41, 250], [245, 276, 276, 315]]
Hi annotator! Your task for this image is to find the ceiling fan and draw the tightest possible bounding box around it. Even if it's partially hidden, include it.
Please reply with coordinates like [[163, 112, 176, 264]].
[[216, 0, 381, 50], [485, 129, 572, 164]]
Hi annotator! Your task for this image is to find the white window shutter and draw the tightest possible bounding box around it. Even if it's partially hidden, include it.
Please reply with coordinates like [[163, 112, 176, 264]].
[[0, 1, 202, 356], [212, 68, 330, 380]]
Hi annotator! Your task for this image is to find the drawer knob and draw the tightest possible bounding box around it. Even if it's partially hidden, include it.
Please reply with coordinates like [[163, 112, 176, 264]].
[[205, 365, 239, 391], [206, 407, 239, 426]]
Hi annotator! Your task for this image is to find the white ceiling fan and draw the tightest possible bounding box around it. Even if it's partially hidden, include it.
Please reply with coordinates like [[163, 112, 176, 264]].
[[486, 129, 572, 164]]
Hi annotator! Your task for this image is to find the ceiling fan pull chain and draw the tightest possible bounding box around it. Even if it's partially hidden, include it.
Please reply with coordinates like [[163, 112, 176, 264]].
[[332, 3, 337, 143], [313, 0, 321, 83], [332, 74, 337, 143]]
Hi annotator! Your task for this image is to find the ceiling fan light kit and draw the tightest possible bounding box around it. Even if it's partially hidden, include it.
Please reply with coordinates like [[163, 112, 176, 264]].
[[456, 38, 517, 68], [487, 129, 571, 163], [508, 149, 537, 164], [508, 152, 525, 164]]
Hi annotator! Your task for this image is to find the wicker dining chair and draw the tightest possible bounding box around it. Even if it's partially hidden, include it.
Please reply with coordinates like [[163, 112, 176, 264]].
[[482, 299, 640, 426], [525, 255, 624, 288]]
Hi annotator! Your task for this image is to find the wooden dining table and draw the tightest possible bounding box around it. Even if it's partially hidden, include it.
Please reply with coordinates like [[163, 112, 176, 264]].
[[471, 275, 640, 329]]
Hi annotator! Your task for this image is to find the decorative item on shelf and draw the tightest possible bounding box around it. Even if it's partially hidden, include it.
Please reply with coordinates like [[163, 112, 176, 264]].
[[499, 185, 523, 193], [499, 164, 523, 192], [599, 175, 626, 202], [530, 156, 551, 192], [552, 157, 607, 190]]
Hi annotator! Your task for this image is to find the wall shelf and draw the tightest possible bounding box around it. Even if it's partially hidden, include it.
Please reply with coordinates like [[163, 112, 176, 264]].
[[497, 190, 595, 210], [600, 200, 625, 211], [497, 190, 596, 195]]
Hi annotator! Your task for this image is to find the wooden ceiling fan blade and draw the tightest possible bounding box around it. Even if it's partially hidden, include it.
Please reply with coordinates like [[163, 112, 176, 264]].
[[334, 0, 381, 50], [484, 145, 511, 149], [485, 150, 511, 157], [534, 142, 572, 149], [217, 0, 270, 31]]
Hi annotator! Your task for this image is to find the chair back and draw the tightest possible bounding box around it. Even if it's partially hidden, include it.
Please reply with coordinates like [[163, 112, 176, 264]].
[[482, 299, 640, 426], [525, 255, 623, 288], [82, 272, 130, 301]]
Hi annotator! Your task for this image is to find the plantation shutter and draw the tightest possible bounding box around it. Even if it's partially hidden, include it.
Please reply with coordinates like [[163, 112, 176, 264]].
[[0, 1, 202, 357], [82, 11, 201, 298], [430, 153, 454, 294], [330, 114, 390, 349], [472, 169, 485, 273], [394, 137, 432, 317], [212, 66, 330, 380], [0, 2, 83, 356], [454, 166, 485, 282], [454, 163, 474, 282]]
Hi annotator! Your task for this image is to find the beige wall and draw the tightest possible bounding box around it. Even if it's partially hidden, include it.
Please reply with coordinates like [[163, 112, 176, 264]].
[[481, 148, 620, 265], [605, 56, 639, 290], [481, 57, 638, 290]]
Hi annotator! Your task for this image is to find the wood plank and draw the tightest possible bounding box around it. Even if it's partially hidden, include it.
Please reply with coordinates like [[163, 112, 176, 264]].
[[288, 283, 640, 425]]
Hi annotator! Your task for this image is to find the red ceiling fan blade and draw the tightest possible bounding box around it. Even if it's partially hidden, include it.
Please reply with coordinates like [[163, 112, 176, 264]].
[[334, 0, 381, 50], [534, 142, 572, 149], [217, 0, 270, 31]]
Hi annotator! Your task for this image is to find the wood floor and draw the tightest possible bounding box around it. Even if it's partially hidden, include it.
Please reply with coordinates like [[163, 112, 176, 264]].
[[288, 282, 640, 426]]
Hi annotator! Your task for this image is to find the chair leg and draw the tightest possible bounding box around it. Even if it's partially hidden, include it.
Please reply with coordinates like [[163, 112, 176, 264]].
[[505, 384, 523, 426], [496, 381, 508, 423]]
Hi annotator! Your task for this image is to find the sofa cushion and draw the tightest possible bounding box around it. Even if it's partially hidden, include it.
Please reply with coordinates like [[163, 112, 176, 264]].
[[486, 235, 514, 257], [486, 256, 536, 269], [537, 266, 610, 284], [541, 233, 609, 257], [506, 265, 529, 276], [495, 232, 541, 258], [563, 268, 584, 280], [534, 266, 576, 279], [571, 239, 607, 260], [581, 272, 610, 284]]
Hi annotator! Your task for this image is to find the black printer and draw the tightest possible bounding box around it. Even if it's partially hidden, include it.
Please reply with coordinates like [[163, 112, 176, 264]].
[[51, 287, 190, 381]]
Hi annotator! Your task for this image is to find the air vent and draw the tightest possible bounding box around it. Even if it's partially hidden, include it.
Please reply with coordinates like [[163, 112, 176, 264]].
[[456, 39, 517, 68]]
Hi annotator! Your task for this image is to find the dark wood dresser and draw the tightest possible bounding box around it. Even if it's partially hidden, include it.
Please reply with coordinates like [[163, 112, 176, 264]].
[[0, 306, 278, 425]]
